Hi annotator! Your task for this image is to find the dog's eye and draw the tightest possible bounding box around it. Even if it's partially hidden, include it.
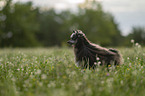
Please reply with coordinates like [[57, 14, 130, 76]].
[[72, 36, 77, 40]]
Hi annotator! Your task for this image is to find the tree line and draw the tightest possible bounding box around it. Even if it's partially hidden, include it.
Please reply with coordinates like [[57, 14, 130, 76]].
[[0, 0, 145, 47]]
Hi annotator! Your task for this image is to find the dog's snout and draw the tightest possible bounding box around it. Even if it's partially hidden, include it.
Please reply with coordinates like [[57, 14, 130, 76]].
[[67, 40, 71, 44], [67, 40, 75, 45], [67, 40, 72, 45]]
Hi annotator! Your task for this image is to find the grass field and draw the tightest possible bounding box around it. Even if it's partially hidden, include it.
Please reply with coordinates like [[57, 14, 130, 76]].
[[0, 44, 145, 96]]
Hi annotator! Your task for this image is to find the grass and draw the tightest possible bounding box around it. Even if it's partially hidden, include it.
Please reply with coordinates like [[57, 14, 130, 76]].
[[0, 44, 145, 96]]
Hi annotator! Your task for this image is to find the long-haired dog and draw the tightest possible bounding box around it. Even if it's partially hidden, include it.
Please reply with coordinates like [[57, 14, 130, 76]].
[[67, 30, 122, 69]]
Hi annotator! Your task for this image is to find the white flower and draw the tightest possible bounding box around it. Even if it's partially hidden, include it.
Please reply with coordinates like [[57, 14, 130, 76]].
[[47, 81, 56, 88], [96, 57, 100, 60], [135, 43, 139, 46], [131, 39, 134, 43], [36, 69, 41, 74], [94, 62, 97, 65], [39, 82, 43, 86], [98, 61, 101, 65], [127, 57, 129, 60], [17, 68, 20, 71], [41, 74, 47, 79], [120, 80, 123, 85], [101, 81, 104, 84]]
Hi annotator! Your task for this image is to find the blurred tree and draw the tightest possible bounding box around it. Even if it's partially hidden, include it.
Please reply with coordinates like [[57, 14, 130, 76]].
[[0, 0, 125, 47], [125, 26, 145, 46], [0, 0, 39, 47], [71, 0, 123, 46], [37, 9, 72, 46]]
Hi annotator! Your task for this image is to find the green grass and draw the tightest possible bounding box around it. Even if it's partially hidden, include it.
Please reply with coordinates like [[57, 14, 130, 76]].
[[0, 45, 145, 96]]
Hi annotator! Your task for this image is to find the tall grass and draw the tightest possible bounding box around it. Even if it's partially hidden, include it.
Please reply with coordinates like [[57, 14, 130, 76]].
[[0, 44, 145, 96]]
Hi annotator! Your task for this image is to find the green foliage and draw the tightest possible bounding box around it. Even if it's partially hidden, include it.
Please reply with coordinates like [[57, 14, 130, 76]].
[[0, 45, 145, 96], [125, 26, 145, 46], [0, 0, 124, 47], [71, 8, 122, 46], [1, 0, 144, 47], [0, 0, 40, 47], [37, 10, 71, 46]]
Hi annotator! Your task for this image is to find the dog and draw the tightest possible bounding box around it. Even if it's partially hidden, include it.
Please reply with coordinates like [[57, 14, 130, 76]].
[[67, 30, 122, 69]]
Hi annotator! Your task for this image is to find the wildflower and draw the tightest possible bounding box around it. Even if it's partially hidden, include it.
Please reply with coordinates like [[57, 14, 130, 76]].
[[106, 73, 110, 76], [63, 75, 66, 79], [127, 57, 129, 60], [120, 80, 123, 85], [17, 68, 20, 71], [117, 65, 119, 67], [94, 62, 97, 65], [47, 81, 56, 88], [51, 66, 54, 69], [36, 69, 41, 74], [138, 45, 141, 48], [61, 83, 64, 86], [71, 71, 76, 75], [96, 57, 100, 60], [135, 43, 139, 46], [98, 61, 101, 65], [108, 65, 111, 67], [41, 74, 47, 79], [131, 39, 134, 43], [33, 78, 36, 81], [78, 82, 82, 86], [101, 81, 104, 84], [136, 57, 138, 60], [127, 68, 129, 70], [68, 65, 72, 68], [39, 82, 43, 86]]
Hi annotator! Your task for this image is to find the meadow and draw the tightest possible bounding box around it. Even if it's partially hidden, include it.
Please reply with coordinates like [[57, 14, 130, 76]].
[[0, 43, 145, 96]]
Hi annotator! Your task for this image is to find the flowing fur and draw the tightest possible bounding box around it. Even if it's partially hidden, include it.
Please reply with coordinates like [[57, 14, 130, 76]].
[[68, 30, 122, 69]]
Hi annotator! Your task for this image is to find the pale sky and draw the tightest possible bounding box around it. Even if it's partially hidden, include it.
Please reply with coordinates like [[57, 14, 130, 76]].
[[13, 0, 145, 36]]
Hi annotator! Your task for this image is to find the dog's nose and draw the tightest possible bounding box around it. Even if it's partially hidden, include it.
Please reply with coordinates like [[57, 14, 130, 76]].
[[67, 40, 70, 43], [67, 40, 71, 44]]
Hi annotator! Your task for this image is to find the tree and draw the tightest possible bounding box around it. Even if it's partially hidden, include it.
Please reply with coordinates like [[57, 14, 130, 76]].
[[70, 1, 123, 46], [0, 0, 40, 47], [126, 26, 145, 46], [37, 9, 73, 46]]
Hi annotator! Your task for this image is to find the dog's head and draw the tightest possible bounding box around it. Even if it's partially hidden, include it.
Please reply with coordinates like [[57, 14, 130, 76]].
[[67, 30, 85, 46]]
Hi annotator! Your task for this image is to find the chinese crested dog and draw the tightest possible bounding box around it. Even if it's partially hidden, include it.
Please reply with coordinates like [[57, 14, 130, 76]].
[[67, 30, 122, 69]]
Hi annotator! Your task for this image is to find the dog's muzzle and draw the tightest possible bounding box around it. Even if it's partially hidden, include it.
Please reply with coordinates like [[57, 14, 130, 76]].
[[67, 40, 76, 45]]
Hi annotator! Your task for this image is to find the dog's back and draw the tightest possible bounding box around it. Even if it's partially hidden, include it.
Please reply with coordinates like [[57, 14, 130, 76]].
[[74, 42, 122, 69]]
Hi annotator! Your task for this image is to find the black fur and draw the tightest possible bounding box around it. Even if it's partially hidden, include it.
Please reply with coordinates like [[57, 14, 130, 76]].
[[67, 30, 122, 69]]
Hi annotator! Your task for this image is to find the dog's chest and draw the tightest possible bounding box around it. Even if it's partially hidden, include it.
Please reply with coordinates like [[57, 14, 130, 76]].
[[74, 48, 87, 60]]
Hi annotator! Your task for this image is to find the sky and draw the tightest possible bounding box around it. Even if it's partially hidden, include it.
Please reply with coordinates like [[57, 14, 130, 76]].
[[13, 0, 145, 36]]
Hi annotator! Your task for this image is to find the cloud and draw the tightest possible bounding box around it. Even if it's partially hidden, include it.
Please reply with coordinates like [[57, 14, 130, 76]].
[[102, 0, 145, 13]]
